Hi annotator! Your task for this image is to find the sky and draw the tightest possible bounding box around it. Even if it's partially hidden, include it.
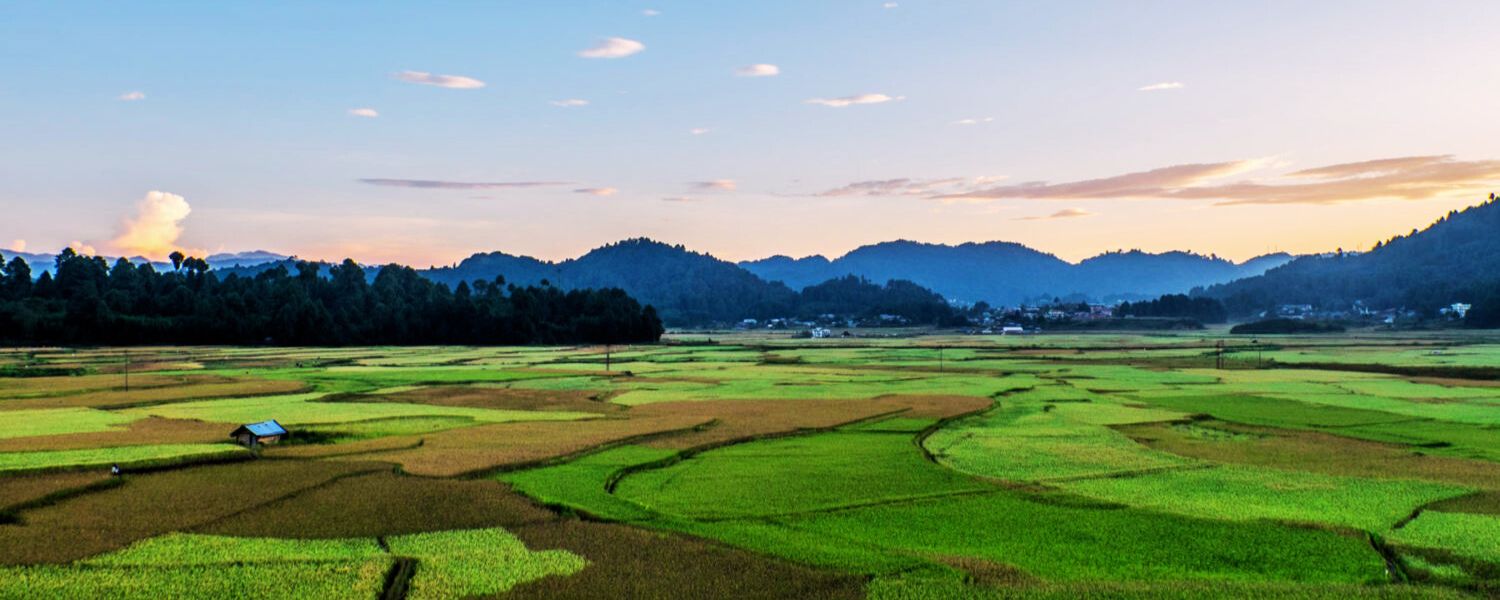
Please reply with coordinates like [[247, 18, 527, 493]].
[[3, 1, 1499, 266]]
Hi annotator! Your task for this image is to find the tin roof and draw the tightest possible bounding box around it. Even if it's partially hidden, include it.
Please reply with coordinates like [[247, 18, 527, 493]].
[[231, 420, 287, 437]]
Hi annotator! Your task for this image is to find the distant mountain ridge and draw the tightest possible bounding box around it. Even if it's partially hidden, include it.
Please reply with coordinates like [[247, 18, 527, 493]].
[[741, 241, 1291, 306], [1200, 195, 1500, 323]]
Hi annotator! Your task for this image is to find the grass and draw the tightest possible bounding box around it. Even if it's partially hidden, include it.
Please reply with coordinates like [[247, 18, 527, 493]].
[[1389, 511, 1500, 565], [0, 408, 136, 440], [0, 443, 249, 474], [385, 527, 588, 599], [501, 445, 678, 521], [121, 391, 597, 426], [0, 560, 390, 599], [81, 533, 384, 566]]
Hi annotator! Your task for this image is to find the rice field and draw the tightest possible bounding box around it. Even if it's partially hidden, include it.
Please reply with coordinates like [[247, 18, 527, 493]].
[[1, 333, 1498, 597]]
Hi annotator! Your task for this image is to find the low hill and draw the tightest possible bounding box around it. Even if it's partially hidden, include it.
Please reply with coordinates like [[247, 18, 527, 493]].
[[1200, 195, 1500, 323]]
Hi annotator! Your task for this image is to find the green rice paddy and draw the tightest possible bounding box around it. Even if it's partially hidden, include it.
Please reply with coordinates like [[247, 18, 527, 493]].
[[1, 333, 1498, 597]]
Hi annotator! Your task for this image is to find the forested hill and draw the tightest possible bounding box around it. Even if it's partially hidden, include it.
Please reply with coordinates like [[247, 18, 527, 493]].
[[740, 241, 1290, 305], [425, 239, 799, 325], [1200, 195, 1500, 325], [0, 250, 664, 345]]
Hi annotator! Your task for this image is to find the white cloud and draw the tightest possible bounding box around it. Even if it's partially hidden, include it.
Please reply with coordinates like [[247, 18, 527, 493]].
[[118, 91, 146, 101], [393, 70, 486, 89], [661, 196, 699, 203], [883, 2, 899, 8], [348, 107, 379, 118], [69, 241, 98, 256], [578, 37, 645, 59], [689, 127, 711, 135], [112, 191, 192, 259], [804, 93, 903, 108], [1138, 82, 1184, 92], [692, 179, 736, 191], [574, 187, 618, 196], [951, 116, 994, 126], [550, 98, 590, 107], [642, 8, 660, 16], [735, 64, 780, 77], [1017, 208, 1095, 221], [6, 240, 24, 253]]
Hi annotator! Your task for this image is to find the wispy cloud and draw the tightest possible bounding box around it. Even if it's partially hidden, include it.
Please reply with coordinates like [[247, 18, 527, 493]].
[[392, 70, 486, 89], [661, 196, 699, 203], [69, 241, 98, 256], [112, 191, 191, 259], [118, 91, 146, 101], [951, 116, 994, 126], [689, 127, 711, 135], [6, 240, 25, 253], [348, 107, 379, 118], [805, 93, 903, 108], [578, 37, 645, 59], [550, 98, 589, 107], [642, 8, 660, 16], [359, 178, 568, 190], [923, 155, 1500, 206], [818, 176, 1007, 198], [883, 2, 899, 8], [574, 187, 618, 196], [692, 179, 737, 191], [735, 64, 780, 77], [935, 161, 1267, 202], [1017, 208, 1095, 221], [1138, 81, 1184, 92]]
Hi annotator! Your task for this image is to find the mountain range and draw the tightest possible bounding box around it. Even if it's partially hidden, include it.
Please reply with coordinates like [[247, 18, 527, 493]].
[[741, 242, 1291, 306], [1201, 195, 1500, 323]]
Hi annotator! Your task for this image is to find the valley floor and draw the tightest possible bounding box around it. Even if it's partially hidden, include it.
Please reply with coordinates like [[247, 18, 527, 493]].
[[1, 331, 1498, 598]]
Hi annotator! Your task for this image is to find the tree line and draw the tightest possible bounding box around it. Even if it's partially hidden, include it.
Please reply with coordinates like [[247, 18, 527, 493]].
[[0, 249, 664, 346], [1116, 294, 1228, 324]]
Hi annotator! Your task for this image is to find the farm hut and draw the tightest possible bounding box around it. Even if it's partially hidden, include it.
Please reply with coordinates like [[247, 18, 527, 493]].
[[230, 420, 287, 447]]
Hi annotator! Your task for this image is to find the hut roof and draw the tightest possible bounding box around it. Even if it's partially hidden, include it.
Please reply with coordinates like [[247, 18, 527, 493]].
[[231, 420, 287, 438]]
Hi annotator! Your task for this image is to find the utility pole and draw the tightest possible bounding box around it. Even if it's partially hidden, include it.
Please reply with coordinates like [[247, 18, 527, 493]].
[[938, 345, 945, 373], [123, 351, 131, 392], [605, 344, 611, 372], [1215, 340, 1224, 370]]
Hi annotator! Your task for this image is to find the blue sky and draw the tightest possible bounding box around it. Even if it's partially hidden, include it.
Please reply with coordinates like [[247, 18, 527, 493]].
[[3, 1, 1499, 265]]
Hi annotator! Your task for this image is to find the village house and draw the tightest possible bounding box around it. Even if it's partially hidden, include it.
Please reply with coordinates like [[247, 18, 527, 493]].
[[230, 420, 287, 448]]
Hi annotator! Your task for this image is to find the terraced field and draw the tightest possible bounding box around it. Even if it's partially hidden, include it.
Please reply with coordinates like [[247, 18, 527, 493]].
[[1, 333, 1498, 597]]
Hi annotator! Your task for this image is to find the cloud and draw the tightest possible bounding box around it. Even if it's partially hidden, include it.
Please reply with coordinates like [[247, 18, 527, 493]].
[[69, 241, 98, 256], [392, 70, 486, 89], [574, 187, 618, 196], [578, 37, 645, 59], [951, 117, 994, 126], [111, 191, 191, 259], [348, 108, 379, 118], [550, 98, 589, 107], [1172, 155, 1500, 205], [359, 178, 568, 189], [661, 196, 699, 203], [692, 179, 737, 191], [642, 8, 660, 16], [883, 2, 899, 7], [925, 155, 1500, 206], [935, 160, 1267, 201], [804, 93, 903, 108], [689, 127, 711, 135], [735, 64, 780, 77], [1017, 208, 1095, 221], [1138, 82, 1184, 92], [118, 91, 146, 101], [817, 176, 1008, 198], [7, 240, 24, 253]]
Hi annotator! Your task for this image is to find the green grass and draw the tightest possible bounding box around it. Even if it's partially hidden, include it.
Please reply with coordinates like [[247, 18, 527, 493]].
[[0, 443, 248, 473], [1, 561, 390, 599], [1389, 511, 1500, 565], [81, 533, 384, 566], [500, 445, 678, 521], [297, 416, 480, 440], [1056, 465, 1470, 531], [122, 391, 596, 426], [615, 431, 991, 519], [0, 408, 137, 439], [386, 527, 588, 599]]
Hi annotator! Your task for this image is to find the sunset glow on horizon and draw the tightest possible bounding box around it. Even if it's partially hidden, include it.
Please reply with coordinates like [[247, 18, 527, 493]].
[[3, 1, 1498, 266]]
